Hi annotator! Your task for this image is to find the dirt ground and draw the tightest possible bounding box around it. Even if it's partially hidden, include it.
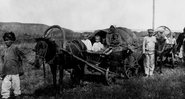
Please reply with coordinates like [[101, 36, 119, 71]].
[[1, 63, 185, 99]]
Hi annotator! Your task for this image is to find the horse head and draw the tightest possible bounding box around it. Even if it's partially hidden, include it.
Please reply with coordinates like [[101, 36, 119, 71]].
[[33, 37, 58, 69]]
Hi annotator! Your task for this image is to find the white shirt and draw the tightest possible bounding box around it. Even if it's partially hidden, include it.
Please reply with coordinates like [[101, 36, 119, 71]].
[[164, 36, 169, 44], [167, 38, 176, 45], [92, 42, 104, 52], [143, 36, 156, 53], [81, 39, 92, 51]]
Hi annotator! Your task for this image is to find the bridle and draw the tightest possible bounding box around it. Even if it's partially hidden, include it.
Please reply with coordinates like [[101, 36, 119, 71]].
[[35, 40, 48, 79]]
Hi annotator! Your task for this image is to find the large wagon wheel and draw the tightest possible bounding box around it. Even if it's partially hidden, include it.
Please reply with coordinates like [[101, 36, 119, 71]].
[[123, 54, 139, 79]]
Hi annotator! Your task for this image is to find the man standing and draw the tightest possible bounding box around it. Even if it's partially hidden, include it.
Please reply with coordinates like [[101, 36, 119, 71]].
[[143, 29, 156, 77]]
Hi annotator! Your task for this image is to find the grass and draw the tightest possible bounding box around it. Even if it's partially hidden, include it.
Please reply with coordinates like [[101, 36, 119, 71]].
[[1, 43, 185, 99]]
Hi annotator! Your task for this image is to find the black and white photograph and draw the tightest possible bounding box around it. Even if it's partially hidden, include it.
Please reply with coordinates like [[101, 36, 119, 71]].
[[0, 0, 185, 99]]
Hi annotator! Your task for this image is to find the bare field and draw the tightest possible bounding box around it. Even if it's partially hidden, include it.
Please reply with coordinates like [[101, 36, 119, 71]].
[[1, 43, 185, 99]]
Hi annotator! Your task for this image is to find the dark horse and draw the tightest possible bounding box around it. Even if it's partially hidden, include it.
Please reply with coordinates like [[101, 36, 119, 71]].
[[176, 32, 185, 62], [33, 37, 86, 93], [33, 25, 135, 94], [155, 34, 167, 73], [155, 32, 177, 73]]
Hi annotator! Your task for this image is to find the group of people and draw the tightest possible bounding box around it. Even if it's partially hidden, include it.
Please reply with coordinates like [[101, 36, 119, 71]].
[[0, 25, 123, 99], [81, 25, 123, 55], [81, 33, 104, 53], [1, 25, 185, 98], [142, 28, 185, 78]]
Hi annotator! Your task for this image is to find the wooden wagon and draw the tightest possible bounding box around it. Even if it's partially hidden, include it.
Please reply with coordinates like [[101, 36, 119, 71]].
[[43, 25, 140, 85]]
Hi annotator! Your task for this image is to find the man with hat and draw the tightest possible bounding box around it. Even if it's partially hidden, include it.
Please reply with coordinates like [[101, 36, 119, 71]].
[[143, 29, 157, 77], [104, 25, 124, 54]]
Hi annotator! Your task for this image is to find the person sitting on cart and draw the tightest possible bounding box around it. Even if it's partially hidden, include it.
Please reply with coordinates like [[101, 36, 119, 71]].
[[92, 35, 105, 52], [104, 25, 124, 55], [81, 32, 93, 51]]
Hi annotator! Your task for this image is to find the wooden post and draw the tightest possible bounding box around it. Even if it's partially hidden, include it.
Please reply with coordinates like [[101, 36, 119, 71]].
[[152, 0, 155, 30]]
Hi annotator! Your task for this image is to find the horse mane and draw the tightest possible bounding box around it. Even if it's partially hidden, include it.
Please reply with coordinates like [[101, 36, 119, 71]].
[[35, 37, 58, 49], [35, 37, 58, 62]]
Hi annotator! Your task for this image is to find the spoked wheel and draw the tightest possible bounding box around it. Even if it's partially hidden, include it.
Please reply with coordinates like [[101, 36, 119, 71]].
[[125, 67, 133, 78], [124, 66, 139, 79], [123, 55, 139, 79], [105, 67, 116, 85]]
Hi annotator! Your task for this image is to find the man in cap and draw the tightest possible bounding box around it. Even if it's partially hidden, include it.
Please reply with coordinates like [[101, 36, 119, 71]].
[[143, 29, 157, 77]]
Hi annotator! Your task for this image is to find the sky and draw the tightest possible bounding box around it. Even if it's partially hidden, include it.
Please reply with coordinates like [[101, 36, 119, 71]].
[[0, 0, 185, 32]]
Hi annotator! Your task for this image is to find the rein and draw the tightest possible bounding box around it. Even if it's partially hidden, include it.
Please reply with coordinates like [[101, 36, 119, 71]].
[[36, 42, 48, 79]]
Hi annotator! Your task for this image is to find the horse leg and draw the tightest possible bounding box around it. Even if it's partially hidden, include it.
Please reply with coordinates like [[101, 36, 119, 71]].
[[155, 54, 159, 73], [71, 64, 84, 86], [59, 64, 63, 95], [49, 64, 57, 93], [78, 64, 85, 84], [158, 55, 163, 74], [71, 68, 80, 86]]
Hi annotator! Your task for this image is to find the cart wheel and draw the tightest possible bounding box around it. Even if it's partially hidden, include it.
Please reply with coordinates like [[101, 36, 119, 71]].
[[126, 68, 133, 78], [105, 67, 115, 85], [123, 55, 137, 79], [124, 67, 137, 79]]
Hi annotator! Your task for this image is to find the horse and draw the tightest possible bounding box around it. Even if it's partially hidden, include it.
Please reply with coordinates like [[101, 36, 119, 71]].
[[176, 32, 185, 62], [154, 31, 177, 73], [33, 37, 87, 93], [155, 33, 167, 73]]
